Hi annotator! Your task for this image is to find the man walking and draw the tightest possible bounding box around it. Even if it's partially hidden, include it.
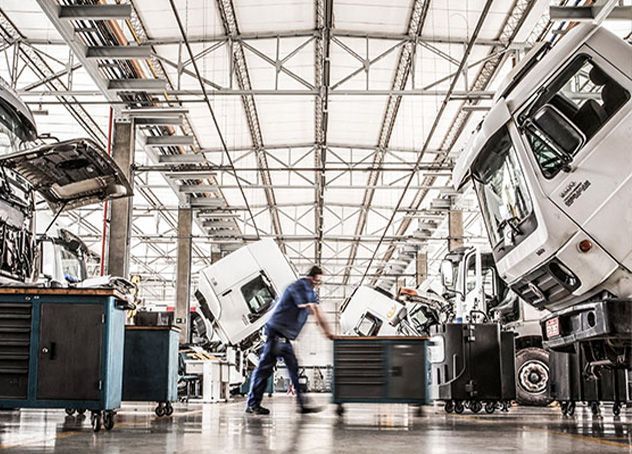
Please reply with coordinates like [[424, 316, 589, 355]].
[[246, 266, 333, 415]]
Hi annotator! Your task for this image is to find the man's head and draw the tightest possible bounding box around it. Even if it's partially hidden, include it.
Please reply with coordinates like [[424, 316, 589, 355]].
[[306, 265, 323, 287]]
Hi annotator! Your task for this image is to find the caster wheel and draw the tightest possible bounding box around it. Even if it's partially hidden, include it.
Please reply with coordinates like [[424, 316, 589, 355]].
[[613, 402, 622, 417], [65, 408, 76, 417], [336, 404, 345, 416], [470, 401, 482, 413], [444, 401, 454, 414], [454, 402, 464, 414], [165, 403, 174, 416], [590, 401, 601, 417], [484, 402, 496, 414], [91, 412, 102, 433], [268, 393, 273, 398], [103, 411, 115, 431], [155, 405, 166, 417], [567, 402, 575, 417], [501, 401, 510, 412], [76, 409, 86, 416], [560, 401, 568, 416]]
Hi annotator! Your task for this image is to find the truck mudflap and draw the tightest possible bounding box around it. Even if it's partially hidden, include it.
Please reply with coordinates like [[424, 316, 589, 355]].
[[541, 300, 632, 350]]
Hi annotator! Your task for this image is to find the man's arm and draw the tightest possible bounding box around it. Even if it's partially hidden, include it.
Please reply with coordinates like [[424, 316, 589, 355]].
[[306, 303, 334, 340]]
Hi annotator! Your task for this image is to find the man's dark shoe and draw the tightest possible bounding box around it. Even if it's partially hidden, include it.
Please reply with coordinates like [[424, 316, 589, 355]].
[[299, 405, 323, 414], [245, 405, 270, 415]]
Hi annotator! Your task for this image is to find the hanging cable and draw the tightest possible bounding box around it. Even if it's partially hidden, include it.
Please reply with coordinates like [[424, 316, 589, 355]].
[[358, 0, 495, 288], [167, 0, 261, 239]]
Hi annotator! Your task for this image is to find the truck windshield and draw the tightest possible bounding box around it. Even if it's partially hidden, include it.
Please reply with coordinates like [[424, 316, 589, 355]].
[[472, 126, 533, 247], [0, 98, 34, 155], [58, 245, 85, 283]]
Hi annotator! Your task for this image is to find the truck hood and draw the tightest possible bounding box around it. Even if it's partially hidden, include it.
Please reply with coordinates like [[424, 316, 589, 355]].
[[0, 138, 132, 211]]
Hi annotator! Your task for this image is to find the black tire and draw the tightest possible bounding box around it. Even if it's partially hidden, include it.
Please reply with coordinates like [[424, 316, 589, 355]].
[[444, 401, 454, 414], [515, 347, 552, 407], [470, 401, 482, 413], [165, 403, 174, 416], [103, 412, 114, 431], [91, 412, 101, 433], [590, 401, 601, 417], [336, 404, 345, 416], [65, 408, 75, 416], [76, 409, 86, 416], [155, 405, 166, 417], [454, 401, 464, 414], [484, 402, 495, 414]]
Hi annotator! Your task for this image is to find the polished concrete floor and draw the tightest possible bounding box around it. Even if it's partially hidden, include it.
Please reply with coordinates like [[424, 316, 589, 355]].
[[0, 395, 630, 453]]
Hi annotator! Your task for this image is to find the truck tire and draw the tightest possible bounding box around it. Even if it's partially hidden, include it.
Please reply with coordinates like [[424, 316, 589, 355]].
[[515, 347, 553, 406]]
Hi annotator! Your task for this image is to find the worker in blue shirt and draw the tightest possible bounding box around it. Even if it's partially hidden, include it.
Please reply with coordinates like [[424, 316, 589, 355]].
[[246, 266, 333, 415]]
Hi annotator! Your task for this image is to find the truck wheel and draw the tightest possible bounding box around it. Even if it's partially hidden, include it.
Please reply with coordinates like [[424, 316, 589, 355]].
[[515, 347, 552, 407]]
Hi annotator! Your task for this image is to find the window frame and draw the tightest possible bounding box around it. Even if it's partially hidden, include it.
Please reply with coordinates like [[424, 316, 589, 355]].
[[240, 273, 276, 316], [517, 53, 631, 180]]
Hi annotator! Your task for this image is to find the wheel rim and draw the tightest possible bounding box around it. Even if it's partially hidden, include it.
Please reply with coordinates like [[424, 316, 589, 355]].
[[518, 359, 549, 394]]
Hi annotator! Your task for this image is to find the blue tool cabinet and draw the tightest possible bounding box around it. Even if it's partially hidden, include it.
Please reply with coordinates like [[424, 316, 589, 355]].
[[122, 326, 179, 417], [0, 288, 126, 432], [332, 336, 430, 415]]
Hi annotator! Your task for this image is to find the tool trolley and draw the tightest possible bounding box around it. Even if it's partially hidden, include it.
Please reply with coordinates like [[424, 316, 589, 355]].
[[429, 323, 516, 414], [0, 288, 127, 432], [332, 336, 430, 416], [122, 325, 180, 417]]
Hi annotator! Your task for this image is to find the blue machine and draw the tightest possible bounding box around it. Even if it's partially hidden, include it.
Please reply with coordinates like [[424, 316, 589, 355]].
[[0, 288, 127, 432], [123, 326, 179, 417], [332, 336, 431, 415]]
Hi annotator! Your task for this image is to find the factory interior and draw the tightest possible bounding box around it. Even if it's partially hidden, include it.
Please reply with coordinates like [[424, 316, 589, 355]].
[[0, 0, 631, 452]]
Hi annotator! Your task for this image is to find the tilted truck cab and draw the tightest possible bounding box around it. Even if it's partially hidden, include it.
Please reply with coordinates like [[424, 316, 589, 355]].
[[453, 23, 632, 370], [0, 80, 132, 286]]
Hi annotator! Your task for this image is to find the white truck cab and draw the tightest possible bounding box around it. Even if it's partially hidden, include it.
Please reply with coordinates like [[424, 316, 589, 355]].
[[194, 239, 297, 348], [453, 24, 632, 370]]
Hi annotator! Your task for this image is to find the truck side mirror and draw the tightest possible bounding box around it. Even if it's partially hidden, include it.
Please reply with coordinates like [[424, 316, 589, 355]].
[[530, 104, 585, 159]]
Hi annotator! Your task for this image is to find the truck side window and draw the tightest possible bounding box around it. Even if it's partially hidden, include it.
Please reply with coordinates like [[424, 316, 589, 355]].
[[520, 55, 630, 178], [240, 275, 276, 315], [354, 312, 382, 337]]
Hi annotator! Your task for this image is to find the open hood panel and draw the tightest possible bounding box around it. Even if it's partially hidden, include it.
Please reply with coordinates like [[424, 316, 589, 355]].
[[0, 138, 132, 211]]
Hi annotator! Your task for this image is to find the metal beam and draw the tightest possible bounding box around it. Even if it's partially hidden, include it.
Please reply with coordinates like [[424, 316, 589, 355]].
[[550, 2, 630, 22], [174, 207, 193, 343], [19, 88, 495, 98], [144, 30, 516, 47], [107, 78, 167, 91], [85, 46, 153, 59], [314, 0, 333, 265], [58, 4, 132, 20], [373, 0, 538, 284], [145, 135, 194, 147], [215, 0, 284, 250], [342, 0, 430, 286], [357, 0, 495, 288], [107, 120, 135, 277]]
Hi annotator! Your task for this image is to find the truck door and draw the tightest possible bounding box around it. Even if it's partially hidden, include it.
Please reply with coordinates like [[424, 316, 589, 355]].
[[516, 49, 632, 270], [217, 271, 277, 344]]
